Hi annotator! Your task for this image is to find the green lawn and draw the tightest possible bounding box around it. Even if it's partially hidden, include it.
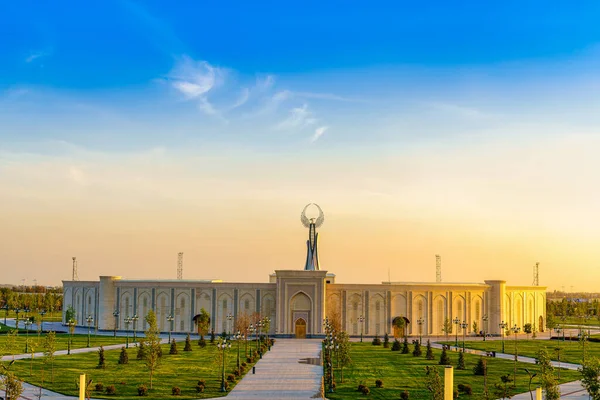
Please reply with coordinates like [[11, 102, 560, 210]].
[[555, 317, 600, 327], [326, 342, 580, 400], [440, 339, 599, 365], [0, 325, 129, 353], [8, 340, 259, 399], [0, 310, 63, 322]]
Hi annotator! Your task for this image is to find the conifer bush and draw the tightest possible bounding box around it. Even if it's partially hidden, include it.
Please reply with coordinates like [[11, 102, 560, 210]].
[[473, 357, 485, 375], [169, 339, 178, 355], [401, 337, 409, 354], [97, 346, 106, 369], [137, 341, 146, 360], [391, 338, 401, 351], [184, 334, 193, 351], [372, 335, 382, 345], [412, 340, 422, 357], [118, 346, 129, 364], [457, 350, 466, 370], [425, 340, 435, 360], [439, 347, 451, 365], [383, 332, 390, 348]]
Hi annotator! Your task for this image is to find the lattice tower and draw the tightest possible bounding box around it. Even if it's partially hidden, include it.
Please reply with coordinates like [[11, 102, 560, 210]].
[[177, 252, 184, 280], [533, 261, 539, 286], [435, 254, 441, 282]]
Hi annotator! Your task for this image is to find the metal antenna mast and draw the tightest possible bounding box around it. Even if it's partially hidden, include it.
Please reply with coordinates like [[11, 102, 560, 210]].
[[435, 254, 441, 282], [177, 252, 184, 280], [72, 257, 79, 281], [533, 262, 539, 286]]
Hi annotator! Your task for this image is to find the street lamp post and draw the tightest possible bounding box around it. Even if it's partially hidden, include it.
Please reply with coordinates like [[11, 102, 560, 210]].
[[256, 320, 263, 358], [235, 331, 241, 368], [453, 317, 460, 347], [67, 318, 75, 355], [167, 314, 174, 342], [124, 316, 132, 348], [39, 309, 46, 335], [131, 314, 139, 343], [248, 324, 255, 354], [86, 315, 94, 347], [24, 319, 32, 353], [417, 317, 425, 344], [461, 321, 468, 352], [511, 325, 521, 384], [1, 304, 8, 325], [358, 315, 365, 342], [112, 310, 119, 338], [217, 339, 231, 392], [499, 321, 508, 353], [482, 314, 488, 341], [226, 314, 233, 338]]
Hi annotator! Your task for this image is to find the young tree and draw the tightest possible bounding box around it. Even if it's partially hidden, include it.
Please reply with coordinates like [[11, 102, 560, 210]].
[[442, 318, 452, 342], [337, 332, 352, 383], [169, 339, 178, 354], [1, 372, 24, 400], [118, 346, 129, 364], [4, 329, 18, 360], [579, 357, 600, 400], [402, 337, 409, 354], [143, 310, 162, 389], [196, 308, 210, 341], [425, 366, 443, 400], [97, 346, 106, 369], [473, 357, 486, 375], [493, 375, 513, 399], [472, 321, 479, 336], [43, 331, 56, 383], [537, 348, 560, 400], [184, 333, 193, 352], [425, 340, 435, 360]]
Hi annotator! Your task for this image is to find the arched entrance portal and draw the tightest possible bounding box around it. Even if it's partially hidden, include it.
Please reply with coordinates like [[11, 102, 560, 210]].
[[295, 318, 307, 338]]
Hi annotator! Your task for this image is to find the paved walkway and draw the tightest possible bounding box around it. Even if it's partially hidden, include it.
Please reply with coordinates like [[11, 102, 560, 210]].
[[226, 339, 323, 399]]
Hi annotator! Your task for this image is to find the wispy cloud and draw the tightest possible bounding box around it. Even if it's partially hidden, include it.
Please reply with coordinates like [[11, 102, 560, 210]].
[[230, 88, 250, 110], [25, 50, 51, 63], [168, 56, 221, 99], [276, 104, 317, 130], [310, 126, 328, 142]]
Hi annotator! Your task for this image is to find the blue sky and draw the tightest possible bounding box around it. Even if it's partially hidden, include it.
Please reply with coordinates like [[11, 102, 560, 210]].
[[2, 2, 600, 289]]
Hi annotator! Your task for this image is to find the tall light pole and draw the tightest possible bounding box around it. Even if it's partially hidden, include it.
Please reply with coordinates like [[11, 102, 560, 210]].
[[1, 304, 8, 325], [453, 317, 460, 347], [511, 324, 521, 384], [86, 315, 94, 347], [167, 314, 174, 342], [124, 316, 131, 349], [235, 330, 242, 368], [460, 321, 468, 352], [24, 319, 32, 353], [67, 318, 75, 355], [417, 317, 425, 344], [248, 324, 255, 353], [218, 339, 231, 392], [39, 309, 46, 335], [256, 320, 264, 358], [482, 314, 488, 341], [227, 314, 233, 338], [112, 310, 119, 338], [131, 314, 139, 343], [499, 321, 508, 353], [358, 315, 365, 342]]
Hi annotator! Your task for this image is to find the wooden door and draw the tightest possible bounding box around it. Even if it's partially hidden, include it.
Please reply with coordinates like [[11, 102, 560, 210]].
[[295, 318, 307, 338]]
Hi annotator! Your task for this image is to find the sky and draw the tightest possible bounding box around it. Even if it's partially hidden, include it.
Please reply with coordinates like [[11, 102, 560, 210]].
[[2, 1, 600, 291]]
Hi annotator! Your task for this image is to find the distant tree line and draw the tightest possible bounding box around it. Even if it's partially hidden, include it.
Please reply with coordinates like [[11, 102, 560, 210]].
[[0, 286, 63, 314]]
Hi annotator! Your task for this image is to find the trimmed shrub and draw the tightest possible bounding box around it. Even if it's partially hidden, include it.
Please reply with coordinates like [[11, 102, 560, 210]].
[[223, 381, 229, 391], [195, 384, 204, 393], [362, 386, 370, 395], [473, 357, 485, 375], [137, 385, 148, 396], [241, 362, 247, 367], [401, 337, 409, 354], [453, 389, 459, 399], [457, 350, 466, 370], [383, 332, 390, 348], [375, 379, 383, 388], [105, 385, 116, 395], [198, 338, 206, 348], [227, 374, 236, 382], [171, 386, 181, 396], [458, 383, 472, 395], [412, 340, 422, 357], [184, 334, 192, 352], [439, 347, 451, 365], [372, 335, 382, 346], [137, 341, 146, 360], [95, 383, 104, 392], [400, 390, 410, 400], [169, 339, 178, 355], [197, 380, 206, 387], [425, 340, 434, 360], [357, 384, 366, 392], [391, 339, 401, 351], [97, 346, 106, 369], [118, 346, 129, 364]]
